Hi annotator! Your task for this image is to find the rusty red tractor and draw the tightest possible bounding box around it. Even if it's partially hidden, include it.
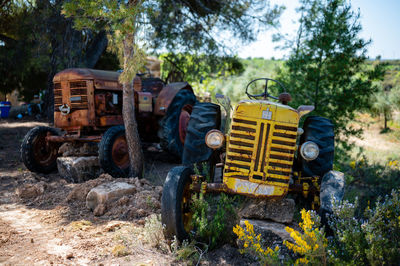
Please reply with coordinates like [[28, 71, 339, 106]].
[[20, 68, 197, 177]]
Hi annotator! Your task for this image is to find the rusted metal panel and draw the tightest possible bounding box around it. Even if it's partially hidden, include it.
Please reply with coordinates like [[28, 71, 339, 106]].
[[46, 135, 102, 143], [86, 80, 96, 126], [53, 68, 120, 83], [154, 82, 193, 116], [54, 109, 90, 129], [138, 92, 152, 112], [98, 115, 124, 127]]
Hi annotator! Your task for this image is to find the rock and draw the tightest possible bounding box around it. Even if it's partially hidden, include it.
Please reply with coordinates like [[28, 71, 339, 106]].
[[57, 156, 103, 183], [58, 143, 98, 157], [117, 196, 129, 206], [93, 204, 106, 216], [66, 174, 113, 202], [320, 170, 345, 213], [86, 182, 136, 211], [238, 219, 293, 248], [239, 198, 295, 223], [16, 182, 46, 199]]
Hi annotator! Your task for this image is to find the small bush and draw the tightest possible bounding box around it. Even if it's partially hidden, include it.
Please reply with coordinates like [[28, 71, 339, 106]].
[[340, 157, 400, 216], [329, 190, 400, 265], [284, 209, 328, 265], [233, 220, 280, 265], [143, 214, 169, 253], [191, 192, 238, 249]]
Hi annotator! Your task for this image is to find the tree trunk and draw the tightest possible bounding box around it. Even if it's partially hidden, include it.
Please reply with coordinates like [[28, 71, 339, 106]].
[[384, 113, 388, 130], [122, 37, 144, 178]]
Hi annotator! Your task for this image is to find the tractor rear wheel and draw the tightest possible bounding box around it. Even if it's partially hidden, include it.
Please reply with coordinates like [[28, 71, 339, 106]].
[[20, 126, 59, 174], [99, 125, 129, 178], [182, 102, 221, 165], [159, 89, 196, 159], [161, 166, 194, 242], [300, 116, 334, 178], [182, 102, 221, 180]]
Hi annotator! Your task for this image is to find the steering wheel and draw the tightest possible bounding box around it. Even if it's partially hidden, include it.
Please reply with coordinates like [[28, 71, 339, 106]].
[[245, 78, 287, 100]]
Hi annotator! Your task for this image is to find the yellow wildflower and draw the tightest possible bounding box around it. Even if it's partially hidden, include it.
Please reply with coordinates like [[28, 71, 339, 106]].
[[349, 160, 356, 169]]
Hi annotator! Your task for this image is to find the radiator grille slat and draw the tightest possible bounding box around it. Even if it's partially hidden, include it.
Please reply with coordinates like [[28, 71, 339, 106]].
[[225, 116, 298, 184], [54, 83, 62, 111], [260, 124, 271, 174], [69, 81, 88, 110], [253, 123, 264, 172]]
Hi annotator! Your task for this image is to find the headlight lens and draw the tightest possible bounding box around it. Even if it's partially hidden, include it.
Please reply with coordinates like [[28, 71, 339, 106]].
[[205, 130, 224, 149], [300, 141, 319, 161]]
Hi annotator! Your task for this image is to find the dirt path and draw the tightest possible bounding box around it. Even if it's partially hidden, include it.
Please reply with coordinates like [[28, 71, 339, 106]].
[[348, 114, 400, 162], [0, 119, 177, 265]]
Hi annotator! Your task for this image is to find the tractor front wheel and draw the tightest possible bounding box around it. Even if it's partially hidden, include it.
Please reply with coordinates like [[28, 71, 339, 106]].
[[300, 116, 335, 178], [20, 126, 59, 174], [161, 166, 194, 242], [99, 125, 130, 178]]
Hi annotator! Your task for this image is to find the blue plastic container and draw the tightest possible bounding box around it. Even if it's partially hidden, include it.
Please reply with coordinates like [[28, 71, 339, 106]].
[[0, 101, 11, 118]]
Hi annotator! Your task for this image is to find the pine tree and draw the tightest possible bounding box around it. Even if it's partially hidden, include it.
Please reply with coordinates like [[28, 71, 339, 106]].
[[276, 0, 384, 138]]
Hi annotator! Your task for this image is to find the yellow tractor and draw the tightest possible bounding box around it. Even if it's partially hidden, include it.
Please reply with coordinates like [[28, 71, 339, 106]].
[[161, 78, 344, 241]]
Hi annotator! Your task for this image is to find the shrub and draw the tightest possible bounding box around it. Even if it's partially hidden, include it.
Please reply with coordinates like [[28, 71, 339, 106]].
[[143, 214, 169, 252], [191, 192, 238, 249], [329, 189, 400, 265], [284, 209, 328, 265], [340, 157, 400, 216]]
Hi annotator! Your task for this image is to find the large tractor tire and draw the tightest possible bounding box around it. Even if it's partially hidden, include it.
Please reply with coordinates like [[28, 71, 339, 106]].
[[159, 89, 196, 159], [161, 166, 194, 242], [99, 125, 129, 178], [182, 102, 221, 166], [20, 126, 59, 174], [300, 116, 334, 178]]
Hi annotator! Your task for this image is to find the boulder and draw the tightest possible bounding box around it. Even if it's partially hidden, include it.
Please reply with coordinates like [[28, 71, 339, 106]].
[[57, 156, 102, 183], [238, 219, 293, 249], [86, 182, 136, 211], [320, 170, 345, 213], [58, 142, 98, 157], [239, 198, 295, 223], [16, 182, 46, 199]]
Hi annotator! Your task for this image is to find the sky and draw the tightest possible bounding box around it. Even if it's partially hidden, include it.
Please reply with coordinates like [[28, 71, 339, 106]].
[[236, 0, 400, 60]]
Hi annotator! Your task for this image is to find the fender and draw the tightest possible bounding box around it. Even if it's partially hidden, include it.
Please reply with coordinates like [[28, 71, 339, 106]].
[[154, 82, 194, 116]]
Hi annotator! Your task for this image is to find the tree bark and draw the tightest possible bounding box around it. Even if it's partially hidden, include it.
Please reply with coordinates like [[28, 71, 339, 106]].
[[122, 36, 144, 178]]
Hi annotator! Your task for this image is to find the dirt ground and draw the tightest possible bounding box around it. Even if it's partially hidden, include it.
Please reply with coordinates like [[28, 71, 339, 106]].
[[0, 119, 250, 265]]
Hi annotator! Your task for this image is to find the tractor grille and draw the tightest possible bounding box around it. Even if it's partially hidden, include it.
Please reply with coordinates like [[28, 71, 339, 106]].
[[225, 117, 297, 185], [53, 81, 89, 112], [54, 83, 62, 111], [69, 81, 88, 110]]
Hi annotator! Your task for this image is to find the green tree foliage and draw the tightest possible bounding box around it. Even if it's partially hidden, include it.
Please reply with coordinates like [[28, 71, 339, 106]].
[[0, 0, 109, 114], [63, 0, 148, 177], [370, 61, 400, 130], [151, 0, 284, 82], [212, 58, 283, 103], [148, 1, 283, 55], [371, 85, 400, 130], [160, 53, 244, 84], [0, 1, 46, 99], [275, 0, 385, 138]]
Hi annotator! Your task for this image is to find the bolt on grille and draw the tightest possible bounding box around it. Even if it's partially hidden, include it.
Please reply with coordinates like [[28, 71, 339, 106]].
[[225, 117, 297, 185]]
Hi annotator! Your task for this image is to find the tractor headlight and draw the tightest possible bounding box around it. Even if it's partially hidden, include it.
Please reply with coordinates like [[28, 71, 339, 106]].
[[205, 130, 224, 149], [300, 141, 319, 161]]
